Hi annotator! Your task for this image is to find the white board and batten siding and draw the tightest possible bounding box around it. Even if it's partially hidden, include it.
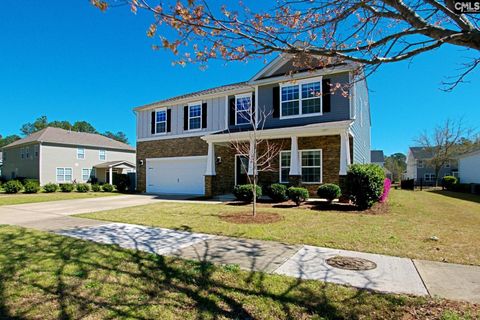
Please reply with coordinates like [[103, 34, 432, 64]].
[[146, 156, 207, 195]]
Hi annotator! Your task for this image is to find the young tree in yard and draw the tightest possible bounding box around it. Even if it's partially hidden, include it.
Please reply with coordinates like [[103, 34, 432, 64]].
[[229, 107, 282, 217], [93, 0, 480, 90], [416, 118, 474, 186], [384, 153, 406, 182]]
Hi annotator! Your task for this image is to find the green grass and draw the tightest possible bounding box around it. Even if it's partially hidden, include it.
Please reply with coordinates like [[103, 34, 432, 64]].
[[80, 189, 480, 266], [0, 225, 477, 319], [0, 191, 119, 206]]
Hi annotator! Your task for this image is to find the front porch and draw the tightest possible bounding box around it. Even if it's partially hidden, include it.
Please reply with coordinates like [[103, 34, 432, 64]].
[[94, 160, 136, 184], [202, 121, 353, 196]]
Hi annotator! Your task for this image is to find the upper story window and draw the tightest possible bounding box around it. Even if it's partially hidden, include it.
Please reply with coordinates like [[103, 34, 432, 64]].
[[25, 147, 30, 159], [155, 108, 167, 134], [417, 160, 424, 168], [235, 93, 252, 125], [77, 147, 85, 159], [444, 160, 451, 168], [188, 102, 202, 130], [99, 149, 106, 161], [34, 145, 39, 158], [20, 148, 25, 159], [280, 77, 322, 119]]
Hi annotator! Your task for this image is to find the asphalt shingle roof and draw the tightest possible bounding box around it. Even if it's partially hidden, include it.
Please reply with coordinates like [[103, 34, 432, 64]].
[[3, 127, 135, 151]]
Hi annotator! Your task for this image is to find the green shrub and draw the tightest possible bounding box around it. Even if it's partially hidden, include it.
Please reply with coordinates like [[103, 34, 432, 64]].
[[43, 183, 59, 193], [23, 179, 39, 186], [345, 164, 385, 209], [233, 184, 262, 202], [266, 183, 288, 202], [59, 183, 75, 193], [442, 176, 458, 191], [317, 183, 341, 203], [23, 181, 40, 194], [114, 174, 130, 193], [91, 184, 101, 192], [102, 183, 114, 192], [287, 187, 309, 206], [76, 183, 90, 193], [3, 180, 23, 194]]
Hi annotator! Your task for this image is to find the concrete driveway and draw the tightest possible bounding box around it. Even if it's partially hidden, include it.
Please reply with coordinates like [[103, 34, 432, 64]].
[[0, 194, 219, 230]]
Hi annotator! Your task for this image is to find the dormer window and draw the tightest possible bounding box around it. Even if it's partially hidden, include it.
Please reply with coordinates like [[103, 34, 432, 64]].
[[235, 93, 252, 125], [280, 77, 322, 119]]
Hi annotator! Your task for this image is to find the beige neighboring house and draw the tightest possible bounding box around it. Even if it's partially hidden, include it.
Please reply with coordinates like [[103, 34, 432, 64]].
[[1, 127, 136, 185]]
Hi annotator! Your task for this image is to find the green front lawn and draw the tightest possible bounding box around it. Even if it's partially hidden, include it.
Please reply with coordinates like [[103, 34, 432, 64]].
[[0, 192, 119, 206], [80, 189, 480, 266], [0, 225, 477, 319]]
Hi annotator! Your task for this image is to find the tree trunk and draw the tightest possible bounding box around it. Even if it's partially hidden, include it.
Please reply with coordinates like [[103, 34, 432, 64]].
[[252, 176, 257, 217]]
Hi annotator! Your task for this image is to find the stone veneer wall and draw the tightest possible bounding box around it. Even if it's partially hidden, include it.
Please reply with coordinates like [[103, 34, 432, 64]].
[[136, 136, 208, 192]]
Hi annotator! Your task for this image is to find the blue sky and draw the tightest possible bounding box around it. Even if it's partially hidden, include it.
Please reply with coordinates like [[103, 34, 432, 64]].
[[0, 1, 479, 155]]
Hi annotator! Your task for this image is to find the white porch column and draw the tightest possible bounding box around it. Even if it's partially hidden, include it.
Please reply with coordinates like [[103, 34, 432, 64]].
[[109, 167, 113, 184], [289, 136, 301, 175], [205, 142, 216, 175], [247, 137, 255, 175], [339, 130, 351, 175]]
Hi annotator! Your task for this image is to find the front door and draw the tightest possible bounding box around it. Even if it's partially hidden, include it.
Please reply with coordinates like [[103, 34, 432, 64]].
[[236, 155, 249, 185]]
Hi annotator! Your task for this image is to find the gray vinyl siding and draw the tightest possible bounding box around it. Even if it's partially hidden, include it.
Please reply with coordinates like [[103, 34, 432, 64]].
[[1, 143, 40, 181], [136, 96, 227, 140], [416, 162, 458, 181], [350, 77, 371, 164], [228, 73, 350, 130]]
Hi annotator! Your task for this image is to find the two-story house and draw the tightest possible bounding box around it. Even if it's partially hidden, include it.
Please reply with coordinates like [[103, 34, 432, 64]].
[[135, 54, 371, 196], [1, 127, 136, 185], [405, 147, 458, 185]]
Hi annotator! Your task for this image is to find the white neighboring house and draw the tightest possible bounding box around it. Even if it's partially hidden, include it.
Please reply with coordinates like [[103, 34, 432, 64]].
[[1, 127, 136, 185], [457, 149, 480, 184]]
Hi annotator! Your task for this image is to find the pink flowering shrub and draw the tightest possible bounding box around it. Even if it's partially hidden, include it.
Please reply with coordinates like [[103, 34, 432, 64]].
[[379, 178, 392, 203]]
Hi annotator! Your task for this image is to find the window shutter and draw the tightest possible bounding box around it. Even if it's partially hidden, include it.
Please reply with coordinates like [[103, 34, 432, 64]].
[[229, 97, 236, 125], [183, 106, 188, 130], [322, 79, 331, 113], [167, 109, 172, 132], [272, 86, 280, 118], [202, 102, 207, 129], [151, 111, 155, 134]]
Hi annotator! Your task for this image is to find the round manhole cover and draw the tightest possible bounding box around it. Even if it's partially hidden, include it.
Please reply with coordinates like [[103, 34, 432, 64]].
[[326, 256, 377, 271]]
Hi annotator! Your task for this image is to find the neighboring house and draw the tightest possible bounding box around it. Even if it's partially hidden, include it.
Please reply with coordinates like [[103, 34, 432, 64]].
[[405, 147, 458, 185], [0, 151, 3, 177], [371, 150, 385, 167], [457, 148, 480, 184], [1, 127, 136, 185], [135, 54, 371, 196]]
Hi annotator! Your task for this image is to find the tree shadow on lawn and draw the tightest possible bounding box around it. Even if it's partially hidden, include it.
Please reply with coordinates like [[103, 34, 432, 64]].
[[0, 226, 412, 320], [429, 190, 480, 204]]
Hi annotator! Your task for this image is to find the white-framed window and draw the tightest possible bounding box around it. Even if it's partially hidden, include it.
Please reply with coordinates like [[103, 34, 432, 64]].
[[279, 151, 291, 183], [444, 160, 451, 168], [56, 167, 73, 183], [25, 147, 30, 159], [280, 77, 322, 119], [278, 149, 322, 184], [235, 93, 252, 125], [301, 150, 322, 183], [20, 148, 25, 159], [424, 173, 436, 182], [34, 145, 39, 158], [452, 171, 459, 178], [417, 160, 424, 168], [77, 147, 85, 159], [155, 108, 167, 134], [82, 168, 95, 181], [99, 149, 106, 161], [188, 101, 202, 130]]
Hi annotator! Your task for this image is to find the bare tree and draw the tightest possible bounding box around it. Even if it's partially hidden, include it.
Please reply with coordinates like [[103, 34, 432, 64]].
[[416, 118, 474, 186], [93, 0, 480, 90], [229, 105, 282, 217]]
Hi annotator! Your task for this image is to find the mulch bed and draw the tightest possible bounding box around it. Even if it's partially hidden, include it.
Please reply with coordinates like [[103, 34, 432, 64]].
[[219, 212, 283, 224]]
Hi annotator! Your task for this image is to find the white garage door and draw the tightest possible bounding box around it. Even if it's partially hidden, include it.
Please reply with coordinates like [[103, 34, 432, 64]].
[[146, 156, 207, 195]]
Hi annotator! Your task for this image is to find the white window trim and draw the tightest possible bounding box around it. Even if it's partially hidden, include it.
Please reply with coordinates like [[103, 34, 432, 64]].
[[417, 160, 424, 168], [154, 107, 167, 135], [188, 101, 203, 131], [99, 149, 107, 161], [20, 148, 25, 159], [77, 147, 85, 160], [82, 168, 92, 182], [234, 154, 249, 186], [444, 160, 451, 168], [300, 149, 323, 184], [56, 167, 73, 183], [25, 147, 30, 159], [424, 173, 436, 182], [279, 76, 323, 120], [279, 151, 291, 183], [278, 149, 323, 184], [235, 93, 253, 126]]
